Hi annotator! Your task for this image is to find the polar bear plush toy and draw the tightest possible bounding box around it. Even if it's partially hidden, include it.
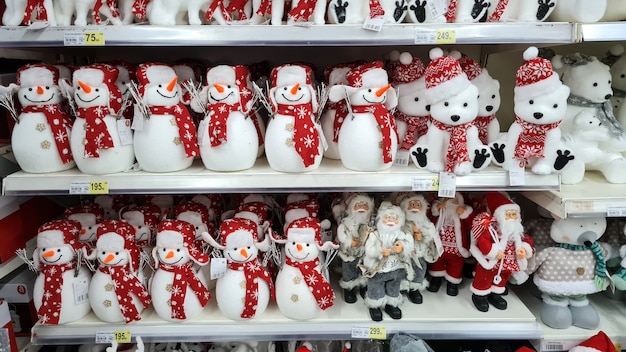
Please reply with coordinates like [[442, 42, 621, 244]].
[[404, 0, 447, 23], [515, 217, 609, 329], [601, 45, 626, 130], [409, 48, 491, 175], [446, 0, 490, 22], [485, 0, 556, 22], [491, 47, 574, 175], [549, 0, 606, 23]]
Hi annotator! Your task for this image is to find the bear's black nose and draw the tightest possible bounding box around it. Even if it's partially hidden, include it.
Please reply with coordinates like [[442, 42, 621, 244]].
[[486, 105, 493, 112], [533, 112, 543, 120], [451, 115, 460, 122], [605, 94, 613, 100]]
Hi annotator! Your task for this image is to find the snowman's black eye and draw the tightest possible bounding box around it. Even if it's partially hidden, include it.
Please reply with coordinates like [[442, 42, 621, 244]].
[[529, 100, 534, 105], [414, 97, 419, 102], [283, 87, 288, 91], [368, 89, 372, 93], [463, 102, 468, 107], [444, 102, 449, 107], [593, 82, 598, 87], [162, 248, 167, 252], [553, 104, 558, 108], [177, 249, 181, 252], [95, 88, 99, 92], [102, 251, 106, 255], [491, 94, 496, 99], [115, 252, 119, 255], [158, 84, 162, 88], [28, 88, 33, 91], [57, 249, 61, 252]]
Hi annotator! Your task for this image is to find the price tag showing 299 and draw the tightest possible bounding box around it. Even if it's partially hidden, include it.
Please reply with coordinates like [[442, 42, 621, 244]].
[[351, 325, 387, 340]]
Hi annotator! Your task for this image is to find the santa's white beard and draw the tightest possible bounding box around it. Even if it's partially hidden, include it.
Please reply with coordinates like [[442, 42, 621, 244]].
[[406, 211, 428, 226], [378, 221, 401, 234], [500, 219, 523, 243], [348, 210, 371, 225]]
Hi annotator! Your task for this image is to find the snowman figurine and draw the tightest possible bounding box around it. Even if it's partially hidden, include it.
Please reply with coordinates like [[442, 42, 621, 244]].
[[70, 64, 135, 175], [65, 203, 105, 247], [32, 220, 92, 324], [121, 204, 162, 248], [94, 194, 131, 220], [85, 220, 151, 323], [191, 65, 258, 172], [134, 63, 199, 172], [152, 219, 211, 322], [202, 217, 274, 320], [271, 217, 339, 320], [3, 64, 75, 173], [328, 61, 399, 171], [107, 61, 136, 120], [266, 64, 323, 173], [320, 63, 354, 160]]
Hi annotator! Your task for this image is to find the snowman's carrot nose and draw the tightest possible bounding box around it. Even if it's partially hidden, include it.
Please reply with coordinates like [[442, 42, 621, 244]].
[[214, 84, 225, 93], [42, 250, 55, 258], [240, 248, 248, 258], [290, 83, 300, 95], [166, 77, 178, 92], [37, 86, 45, 95], [80, 228, 87, 234], [296, 243, 303, 251], [78, 80, 92, 94], [165, 250, 175, 259], [375, 84, 392, 97], [104, 254, 115, 263]]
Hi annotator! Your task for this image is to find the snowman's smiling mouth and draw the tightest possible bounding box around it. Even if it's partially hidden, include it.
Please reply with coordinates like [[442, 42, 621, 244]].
[[281, 94, 303, 102], [363, 95, 386, 104], [102, 258, 123, 266], [227, 252, 251, 263], [210, 91, 233, 102], [76, 94, 100, 103], [287, 249, 310, 261], [158, 252, 183, 265], [24, 94, 54, 103], [42, 255, 62, 263], [157, 90, 178, 99]]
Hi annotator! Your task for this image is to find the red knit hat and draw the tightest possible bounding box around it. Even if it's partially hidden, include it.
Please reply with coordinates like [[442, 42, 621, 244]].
[[284, 199, 319, 227], [285, 217, 322, 246], [72, 63, 123, 114], [175, 201, 210, 229], [569, 331, 617, 352], [122, 204, 162, 229], [65, 203, 105, 224], [515, 46, 561, 101], [424, 48, 471, 104], [156, 219, 209, 265], [217, 217, 260, 249], [37, 219, 84, 253], [206, 65, 253, 113], [389, 52, 426, 86], [16, 64, 59, 87], [457, 53, 483, 81], [346, 61, 388, 88], [234, 202, 268, 224], [96, 220, 140, 271]]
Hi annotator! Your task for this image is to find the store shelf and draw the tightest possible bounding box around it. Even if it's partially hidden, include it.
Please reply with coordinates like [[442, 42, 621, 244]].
[[2, 158, 560, 196], [522, 171, 626, 219], [0, 22, 577, 47], [516, 284, 626, 352], [0, 238, 34, 281], [31, 283, 540, 345], [579, 22, 626, 42]]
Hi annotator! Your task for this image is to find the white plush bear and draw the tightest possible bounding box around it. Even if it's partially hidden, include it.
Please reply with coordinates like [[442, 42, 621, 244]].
[[601, 45, 626, 130], [326, 0, 366, 24], [271, 0, 325, 25], [3, 0, 56, 26], [491, 47, 574, 175], [447, 0, 491, 22], [73, 0, 123, 26], [487, 0, 556, 22], [601, 0, 626, 21], [515, 217, 609, 329], [409, 48, 491, 176], [549, 0, 606, 23], [145, 0, 210, 25], [404, 0, 446, 23]]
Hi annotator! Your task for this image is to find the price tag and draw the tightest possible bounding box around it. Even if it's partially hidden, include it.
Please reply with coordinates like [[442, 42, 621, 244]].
[[114, 330, 131, 343], [437, 172, 456, 198], [606, 205, 626, 217], [73, 278, 89, 304], [393, 150, 410, 167], [210, 257, 227, 280], [69, 181, 90, 194], [351, 325, 386, 340], [435, 29, 456, 44], [509, 159, 526, 186], [362, 16, 384, 32], [95, 331, 114, 344], [131, 105, 144, 131], [567, 201, 595, 214], [415, 30, 436, 44], [117, 118, 133, 145], [84, 31, 105, 46], [428, 0, 447, 17], [89, 181, 109, 194], [411, 176, 439, 191], [197, 118, 208, 146]]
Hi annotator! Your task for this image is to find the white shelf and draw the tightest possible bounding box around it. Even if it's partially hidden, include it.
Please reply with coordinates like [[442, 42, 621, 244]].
[[30, 282, 540, 345], [579, 22, 626, 42], [2, 158, 560, 196], [522, 171, 626, 219], [515, 284, 626, 352], [0, 22, 577, 47]]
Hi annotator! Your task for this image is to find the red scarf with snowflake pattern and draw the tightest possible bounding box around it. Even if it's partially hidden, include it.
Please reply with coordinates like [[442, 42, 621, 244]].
[[159, 262, 210, 320], [327, 101, 349, 143], [93, 0, 120, 24], [76, 106, 115, 158], [394, 111, 430, 151], [37, 262, 75, 325], [228, 258, 275, 318], [98, 265, 151, 323], [285, 256, 334, 310], [223, 0, 249, 20], [288, 0, 317, 21], [204, 0, 226, 21], [352, 104, 397, 163], [22, 104, 74, 164], [276, 103, 320, 167], [368, 0, 385, 18], [445, 0, 458, 21], [513, 115, 561, 160], [149, 104, 199, 158], [431, 120, 472, 173], [473, 115, 496, 145], [206, 102, 240, 147], [22, 0, 47, 24], [255, 0, 271, 16], [487, 0, 509, 22], [131, 0, 148, 21]]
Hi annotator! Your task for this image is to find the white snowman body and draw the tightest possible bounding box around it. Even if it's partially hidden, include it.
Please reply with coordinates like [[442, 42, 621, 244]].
[[11, 85, 75, 173], [266, 80, 323, 173], [176, 210, 216, 290], [321, 66, 352, 160], [33, 246, 92, 324], [275, 251, 324, 320]]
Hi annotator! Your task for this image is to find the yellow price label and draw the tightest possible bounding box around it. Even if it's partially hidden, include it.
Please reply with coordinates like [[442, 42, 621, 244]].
[[89, 181, 108, 194], [113, 330, 131, 343], [369, 326, 386, 340], [84, 31, 105, 46], [435, 29, 456, 44], [614, 343, 620, 351], [430, 176, 440, 191]]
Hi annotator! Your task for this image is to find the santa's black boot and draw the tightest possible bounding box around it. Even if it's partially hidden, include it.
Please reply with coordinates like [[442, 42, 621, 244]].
[[488, 293, 508, 310], [427, 277, 443, 292], [446, 282, 459, 296], [369, 308, 383, 321], [360, 286, 367, 298], [472, 294, 490, 312], [408, 290, 423, 304], [344, 288, 357, 304], [384, 304, 402, 319]]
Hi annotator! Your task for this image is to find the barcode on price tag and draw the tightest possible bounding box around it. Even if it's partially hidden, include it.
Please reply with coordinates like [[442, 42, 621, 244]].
[[95, 331, 114, 344], [415, 30, 436, 44], [69, 181, 90, 194], [73, 278, 89, 305], [606, 205, 626, 217], [211, 257, 227, 279], [394, 150, 410, 167], [411, 176, 439, 191], [351, 325, 386, 339], [437, 172, 456, 198], [543, 341, 564, 351], [64, 32, 85, 46], [363, 16, 385, 32]]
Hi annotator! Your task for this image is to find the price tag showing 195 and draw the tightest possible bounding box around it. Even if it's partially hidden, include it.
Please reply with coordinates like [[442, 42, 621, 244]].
[[95, 330, 131, 344]]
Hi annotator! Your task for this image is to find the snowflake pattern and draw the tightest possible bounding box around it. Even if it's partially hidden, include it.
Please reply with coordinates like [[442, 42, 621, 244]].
[[37, 261, 75, 325], [431, 120, 472, 172], [99, 262, 151, 323], [276, 102, 320, 167], [513, 116, 561, 160], [285, 256, 334, 310], [149, 104, 199, 158], [158, 261, 210, 320], [227, 258, 274, 319], [76, 106, 115, 158], [351, 103, 397, 163], [21, 104, 74, 164]]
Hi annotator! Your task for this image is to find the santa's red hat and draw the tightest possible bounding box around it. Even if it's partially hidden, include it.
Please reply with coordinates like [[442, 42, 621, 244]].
[[216, 217, 260, 249], [424, 48, 471, 104], [485, 192, 520, 223], [156, 219, 209, 265], [17, 64, 59, 88], [37, 219, 84, 253], [136, 62, 178, 98], [515, 46, 561, 101], [569, 331, 617, 352], [65, 203, 105, 224], [389, 52, 426, 86], [346, 61, 388, 88], [206, 65, 253, 113], [96, 220, 140, 271], [73, 63, 123, 114], [175, 201, 210, 228]]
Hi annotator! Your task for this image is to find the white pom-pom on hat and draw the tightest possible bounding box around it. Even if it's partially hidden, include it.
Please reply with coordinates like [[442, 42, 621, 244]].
[[450, 50, 462, 60], [523, 46, 539, 61], [429, 47, 444, 61], [609, 44, 624, 57], [388, 50, 400, 61], [399, 52, 413, 65]]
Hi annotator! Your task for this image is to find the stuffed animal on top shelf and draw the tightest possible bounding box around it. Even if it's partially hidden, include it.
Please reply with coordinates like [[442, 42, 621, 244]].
[[485, 0, 556, 22], [601, 0, 626, 21], [320, 63, 354, 160], [549, 0, 606, 23], [409, 48, 491, 175], [73, 0, 124, 26], [2, 0, 57, 25], [600, 45, 626, 136], [140, 0, 210, 25], [271, 0, 325, 25], [404, 0, 447, 23], [446, 0, 490, 22]]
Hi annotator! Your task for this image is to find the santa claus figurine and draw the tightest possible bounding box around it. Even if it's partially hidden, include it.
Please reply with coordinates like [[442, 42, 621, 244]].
[[360, 202, 414, 321], [470, 192, 533, 312], [427, 192, 472, 297]]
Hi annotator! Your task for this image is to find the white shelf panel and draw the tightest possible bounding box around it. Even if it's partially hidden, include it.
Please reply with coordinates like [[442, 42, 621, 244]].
[[522, 171, 626, 219], [0, 22, 577, 47], [580, 22, 626, 42], [31, 283, 540, 345], [516, 284, 626, 352], [2, 158, 560, 196]]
